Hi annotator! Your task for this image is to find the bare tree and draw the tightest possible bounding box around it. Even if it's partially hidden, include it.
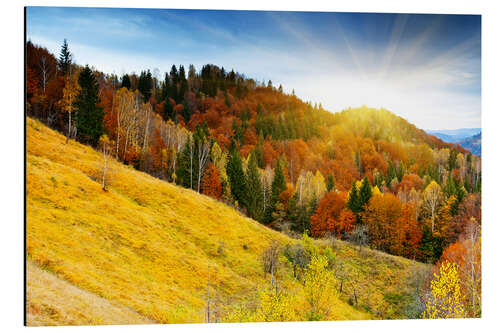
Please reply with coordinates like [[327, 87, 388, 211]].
[[98, 135, 112, 191], [261, 241, 282, 290], [197, 140, 210, 192], [348, 225, 369, 253]]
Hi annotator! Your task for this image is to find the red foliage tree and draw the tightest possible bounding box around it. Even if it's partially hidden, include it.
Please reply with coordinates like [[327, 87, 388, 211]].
[[310, 192, 354, 238], [201, 163, 222, 199]]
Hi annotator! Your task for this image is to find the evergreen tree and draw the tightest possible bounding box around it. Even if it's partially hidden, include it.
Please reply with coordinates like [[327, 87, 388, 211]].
[[347, 181, 361, 214], [271, 158, 287, 204], [177, 136, 194, 189], [246, 152, 264, 221], [358, 177, 372, 208], [75, 65, 103, 146], [163, 98, 174, 121], [138, 70, 153, 101], [227, 149, 247, 207], [264, 158, 287, 223], [121, 74, 131, 89], [58, 39, 72, 76], [326, 174, 335, 192]]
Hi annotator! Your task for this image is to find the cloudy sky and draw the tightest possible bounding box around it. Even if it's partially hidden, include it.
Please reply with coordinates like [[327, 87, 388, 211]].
[[26, 7, 481, 130]]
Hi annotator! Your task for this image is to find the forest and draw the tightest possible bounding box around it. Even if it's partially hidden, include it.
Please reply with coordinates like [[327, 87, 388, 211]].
[[26, 39, 481, 321]]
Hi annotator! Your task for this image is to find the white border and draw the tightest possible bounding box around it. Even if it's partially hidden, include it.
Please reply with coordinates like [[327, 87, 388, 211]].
[[2, 1, 499, 332]]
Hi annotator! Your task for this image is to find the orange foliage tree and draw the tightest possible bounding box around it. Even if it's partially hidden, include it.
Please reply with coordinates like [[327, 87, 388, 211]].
[[310, 192, 354, 238], [201, 163, 222, 199]]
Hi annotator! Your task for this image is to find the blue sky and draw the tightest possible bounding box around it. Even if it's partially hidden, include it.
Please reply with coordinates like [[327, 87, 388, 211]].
[[26, 7, 481, 130]]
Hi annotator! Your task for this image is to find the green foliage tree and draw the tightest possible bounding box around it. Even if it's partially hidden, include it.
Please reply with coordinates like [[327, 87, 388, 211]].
[[326, 174, 335, 192], [264, 158, 287, 223], [75, 65, 103, 146], [347, 181, 361, 214], [246, 151, 264, 221], [227, 149, 247, 208], [121, 74, 131, 89], [58, 39, 72, 77], [358, 177, 372, 208], [138, 70, 153, 101]]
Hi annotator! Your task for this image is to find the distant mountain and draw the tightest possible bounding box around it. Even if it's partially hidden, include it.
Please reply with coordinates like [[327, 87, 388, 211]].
[[458, 132, 482, 156], [427, 128, 481, 143]]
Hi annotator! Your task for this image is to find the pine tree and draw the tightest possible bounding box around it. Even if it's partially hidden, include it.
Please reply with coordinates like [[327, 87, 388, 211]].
[[177, 136, 194, 189], [226, 149, 247, 208], [264, 158, 287, 223], [58, 39, 72, 77], [358, 177, 372, 208], [271, 158, 287, 204], [138, 70, 153, 101], [246, 152, 264, 221], [326, 174, 335, 192], [75, 65, 103, 146], [347, 181, 361, 214], [121, 74, 131, 89]]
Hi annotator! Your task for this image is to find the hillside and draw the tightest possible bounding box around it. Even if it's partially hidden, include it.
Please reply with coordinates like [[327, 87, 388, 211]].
[[26, 117, 428, 325], [458, 132, 481, 156], [27, 260, 154, 326], [427, 128, 481, 143]]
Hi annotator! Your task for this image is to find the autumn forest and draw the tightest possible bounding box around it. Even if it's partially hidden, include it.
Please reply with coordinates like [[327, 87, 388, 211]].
[[26, 37, 481, 324]]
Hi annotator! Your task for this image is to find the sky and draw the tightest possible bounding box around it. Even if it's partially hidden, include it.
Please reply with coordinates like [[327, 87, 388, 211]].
[[26, 7, 481, 130]]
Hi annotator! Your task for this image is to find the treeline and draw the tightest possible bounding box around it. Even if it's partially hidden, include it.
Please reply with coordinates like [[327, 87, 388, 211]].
[[26, 40, 481, 266]]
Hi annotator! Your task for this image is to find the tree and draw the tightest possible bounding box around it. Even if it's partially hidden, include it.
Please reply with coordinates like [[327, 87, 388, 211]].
[[59, 67, 80, 141], [358, 177, 372, 208], [138, 70, 153, 101], [348, 224, 369, 252], [121, 74, 131, 89], [261, 241, 281, 290], [423, 261, 465, 319], [303, 255, 338, 320], [201, 163, 222, 199], [246, 152, 264, 221], [347, 181, 361, 214], [310, 192, 354, 238], [98, 134, 112, 190], [265, 158, 287, 223], [326, 174, 335, 192], [362, 193, 402, 253], [283, 243, 310, 279], [227, 149, 247, 207], [58, 39, 72, 76], [422, 181, 443, 234], [75, 65, 103, 146]]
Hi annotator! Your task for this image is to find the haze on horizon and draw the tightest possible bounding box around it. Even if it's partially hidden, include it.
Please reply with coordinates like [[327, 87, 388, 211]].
[[26, 7, 481, 130]]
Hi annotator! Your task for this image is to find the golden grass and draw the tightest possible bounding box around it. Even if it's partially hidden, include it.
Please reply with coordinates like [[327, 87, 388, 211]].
[[27, 260, 154, 326], [26, 117, 426, 324]]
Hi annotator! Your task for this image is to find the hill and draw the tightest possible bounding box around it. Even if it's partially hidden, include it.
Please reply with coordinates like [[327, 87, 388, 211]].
[[26, 117, 428, 325], [27, 260, 154, 326], [427, 128, 481, 143], [458, 132, 481, 156]]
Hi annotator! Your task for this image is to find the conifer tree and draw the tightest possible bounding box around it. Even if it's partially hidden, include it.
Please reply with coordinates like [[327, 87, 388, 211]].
[[227, 149, 247, 207], [121, 74, 131, 89], [347, 181, 361, 214], [246, 152, 264, 221], [271, 158, 287, 204], [264, 158, 287, 223], [177, 136, 194, 188], [58, 39, 72, 76], [358, 177, 372, 208], [138, 70, 153, 101], [75, 65, 103, 146], [326, 174, 335, 192]]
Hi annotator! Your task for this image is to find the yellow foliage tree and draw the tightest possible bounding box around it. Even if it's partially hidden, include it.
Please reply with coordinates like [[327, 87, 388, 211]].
[[423, 261, 465, 319], [303, 255, 338, 320]]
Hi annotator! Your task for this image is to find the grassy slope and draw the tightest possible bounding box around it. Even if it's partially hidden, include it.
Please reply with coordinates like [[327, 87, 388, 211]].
[[26, 117, 426, 325], [27, 260, 154, 326]]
